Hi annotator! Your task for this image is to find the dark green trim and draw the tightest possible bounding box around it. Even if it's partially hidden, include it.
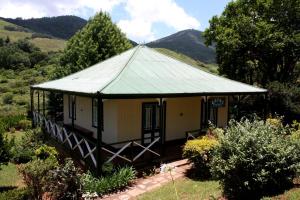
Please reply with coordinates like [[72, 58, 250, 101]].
[[68, 95, 76, 120], [96, 93, 103, 176], [37, 91, 40, 113], [92, 98, 104, 130], [30, 88, 35, 128], [100, 92, 267, 99], [43, 91, 45, 116]]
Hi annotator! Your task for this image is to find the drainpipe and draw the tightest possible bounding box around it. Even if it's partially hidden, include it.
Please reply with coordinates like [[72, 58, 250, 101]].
[[30, 87, 35, 128]]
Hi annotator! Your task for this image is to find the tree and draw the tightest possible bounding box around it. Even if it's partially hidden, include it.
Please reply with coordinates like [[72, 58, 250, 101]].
[[204, 0, 300, 86], [59, 11, 132, 76]]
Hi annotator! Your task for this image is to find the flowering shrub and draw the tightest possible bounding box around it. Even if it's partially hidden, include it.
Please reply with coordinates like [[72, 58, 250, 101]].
[[211, 118, 300, 199], [34, 144, 58, 160], [266, 116, 283, 128], [183, 136, 218, 178]]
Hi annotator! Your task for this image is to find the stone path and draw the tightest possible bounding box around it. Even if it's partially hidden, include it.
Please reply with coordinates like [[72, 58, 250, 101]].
[[100, 159, 191, 200]]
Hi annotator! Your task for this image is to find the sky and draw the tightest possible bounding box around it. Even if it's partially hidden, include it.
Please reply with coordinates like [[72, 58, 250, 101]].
[[0, 0, 231, 42]]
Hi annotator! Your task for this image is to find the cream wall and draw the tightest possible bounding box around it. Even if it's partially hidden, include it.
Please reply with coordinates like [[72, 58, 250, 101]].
[[165, 97, 201, 141], [63, 95, 118, 143], [63, 95, 228, 144]]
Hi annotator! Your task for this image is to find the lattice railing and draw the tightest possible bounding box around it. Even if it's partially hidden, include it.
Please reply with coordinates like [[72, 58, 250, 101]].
[[32, 111, 97, 167], [102, 137, 161, 164]]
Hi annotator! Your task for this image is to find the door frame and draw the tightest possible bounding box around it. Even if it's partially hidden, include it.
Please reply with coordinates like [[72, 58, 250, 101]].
[[141, 102, 166, 145]]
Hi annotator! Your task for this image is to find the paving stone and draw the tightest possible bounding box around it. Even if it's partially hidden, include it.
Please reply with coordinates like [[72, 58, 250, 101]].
[[127, 188, 144, 196], [97, 159, 191, 200]]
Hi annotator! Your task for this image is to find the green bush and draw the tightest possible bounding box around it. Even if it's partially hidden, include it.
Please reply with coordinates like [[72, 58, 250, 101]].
[[0, 114, 26, 131], [43, 158, 81, 200], [0, 188, 30, 200], [183, 136, 218, 178], [2, 92, 13, 104], [10, 129, 44, 164], [18, 157, 58, 199], [17, 119, 31, 130], [10, 144, 34, 164], [35, 144, 58, 160], [211, 118, 300, 199], [0, 85, 10, 93], [81, 166, 136, 196]]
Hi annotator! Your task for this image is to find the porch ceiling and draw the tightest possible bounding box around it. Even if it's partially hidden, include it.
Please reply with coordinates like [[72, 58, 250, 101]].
[[32, 45, 267, 96]]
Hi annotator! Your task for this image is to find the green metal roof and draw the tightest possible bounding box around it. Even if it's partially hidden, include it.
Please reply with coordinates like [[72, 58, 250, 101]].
[[33, 45, 267, 96]]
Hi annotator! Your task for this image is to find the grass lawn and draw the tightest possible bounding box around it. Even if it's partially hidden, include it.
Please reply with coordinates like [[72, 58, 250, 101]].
[[138, 177, 300, 200], [0, 131, 26, 190], [0, 163, 24, 190], [137, 178, 221, 200]]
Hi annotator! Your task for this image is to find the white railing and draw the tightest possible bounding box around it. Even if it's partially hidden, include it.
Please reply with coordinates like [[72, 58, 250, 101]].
[[101, 137, 161, 163], [32, 111, 97, 167]]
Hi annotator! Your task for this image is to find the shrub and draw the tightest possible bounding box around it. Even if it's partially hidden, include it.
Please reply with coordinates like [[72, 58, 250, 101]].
[[10, 129, 44, 163], [183, 136, 218, 178], [17, 119, 31, 130], [0, 114, 26, 131], [0, 132, 10, 169], [2, 92, 13, 104], [43, 158, 81, 200], [10, 144, 34, 164], [211, 118, 300, 199], [18, 157, 58, 199], [0, 188, 30, 200], [35, 144, 58, 160], [81, 166, 136, 196]]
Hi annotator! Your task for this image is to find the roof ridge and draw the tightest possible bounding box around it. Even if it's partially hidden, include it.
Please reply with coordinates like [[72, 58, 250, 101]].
[[99, 45, 142, 93]]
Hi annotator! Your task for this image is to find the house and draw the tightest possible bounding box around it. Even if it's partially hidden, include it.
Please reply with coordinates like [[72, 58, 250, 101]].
[[31, 45, 267, 172]]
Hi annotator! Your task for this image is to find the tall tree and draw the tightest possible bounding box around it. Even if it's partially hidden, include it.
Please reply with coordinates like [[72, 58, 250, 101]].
[[204, 0, 300, 86], [59, 12, 132, 76]]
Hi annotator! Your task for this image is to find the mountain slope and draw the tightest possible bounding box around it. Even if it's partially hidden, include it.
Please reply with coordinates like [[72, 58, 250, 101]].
[[147, 29, 216, 63], [0, 19, 65, 52], [1, 16, 87, 40]]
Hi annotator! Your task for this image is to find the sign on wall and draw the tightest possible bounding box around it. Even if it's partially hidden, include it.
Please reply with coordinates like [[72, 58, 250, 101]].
[[211, 97, 225, 108]]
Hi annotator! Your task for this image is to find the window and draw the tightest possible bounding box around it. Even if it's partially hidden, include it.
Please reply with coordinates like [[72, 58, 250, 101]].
[[208, 99, 218, 127], [201, 99, 207, 129], [92, 98, 103, 129], [68, 95, 76, 119], [143, 103, 160, 130]]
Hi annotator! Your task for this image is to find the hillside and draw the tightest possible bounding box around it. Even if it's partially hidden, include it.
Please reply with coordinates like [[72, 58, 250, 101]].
[[0, 19, 65, 52], [147, 29, 216, 63], [1, 16, 87, 40]]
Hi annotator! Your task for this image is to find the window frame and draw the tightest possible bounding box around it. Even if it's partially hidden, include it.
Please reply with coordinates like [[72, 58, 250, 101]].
[[68, 95, 76, 120], [92, 98, 103, 130]]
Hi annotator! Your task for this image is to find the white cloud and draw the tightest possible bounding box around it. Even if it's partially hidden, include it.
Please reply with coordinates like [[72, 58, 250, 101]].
[[0, 0, 122, 18], [117, 0, 200, 42], [0, 0, 200, 42]]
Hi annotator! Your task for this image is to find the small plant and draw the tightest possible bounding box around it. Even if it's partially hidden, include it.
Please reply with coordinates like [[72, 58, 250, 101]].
[[160, 164, 179, 200], [0, 188, 30, 200], [2, 92, 13, 104], [17, 119, 32, 130], [183, 136, 218, 178], [80, 166, 136, 196], [18, 157, 59, 199], [43, 158, 82, 200]]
